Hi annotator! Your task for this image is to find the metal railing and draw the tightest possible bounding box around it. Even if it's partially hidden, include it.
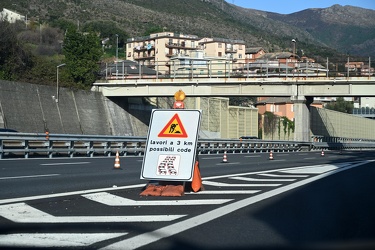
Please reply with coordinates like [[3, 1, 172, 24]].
[[1, 132, 375, 159]]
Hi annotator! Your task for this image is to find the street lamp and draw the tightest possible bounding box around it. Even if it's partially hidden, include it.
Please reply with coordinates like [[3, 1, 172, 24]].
[[115, 34, 119, 79], [292, 39, 296, 58], [56, 63, 66, 103], [116, 34, 119, 61]]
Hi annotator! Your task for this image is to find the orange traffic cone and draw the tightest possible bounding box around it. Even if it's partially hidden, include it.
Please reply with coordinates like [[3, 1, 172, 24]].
[[222, 151, 228, 163], [321, 149, 325, 157], [191, 161, 203, 192], [269, 151, 274, 160], [113, 151, 121, 169]]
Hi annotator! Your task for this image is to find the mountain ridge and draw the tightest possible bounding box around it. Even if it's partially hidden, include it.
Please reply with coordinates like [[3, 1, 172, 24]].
[[1, 0, 374, 58]]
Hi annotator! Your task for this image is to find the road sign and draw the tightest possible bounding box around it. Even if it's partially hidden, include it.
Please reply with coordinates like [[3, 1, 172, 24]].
[[141, 109, 201, 181]]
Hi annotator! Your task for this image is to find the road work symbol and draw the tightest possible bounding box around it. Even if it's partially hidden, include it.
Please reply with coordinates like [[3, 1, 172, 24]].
[[158, 113, 188, 138]]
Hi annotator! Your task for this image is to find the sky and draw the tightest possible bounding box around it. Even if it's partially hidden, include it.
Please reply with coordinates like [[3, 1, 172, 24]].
[[226, 0, 375, 14]]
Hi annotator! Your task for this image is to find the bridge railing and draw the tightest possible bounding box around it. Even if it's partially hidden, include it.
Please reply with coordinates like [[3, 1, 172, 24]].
[[101, 58, 374, 81], [1, 133, 374, 159]]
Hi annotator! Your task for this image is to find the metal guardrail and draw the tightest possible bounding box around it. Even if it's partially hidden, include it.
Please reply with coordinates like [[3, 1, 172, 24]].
[[0, 132, 374, 159]]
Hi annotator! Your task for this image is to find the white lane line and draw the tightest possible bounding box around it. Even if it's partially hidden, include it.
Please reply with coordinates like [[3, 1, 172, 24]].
[[83, 192, 232, 206], [303, 157, 316, 160], [200, 157, 223, 160], [187, 190, 261, 195], [203, 180, 281, 187], [0, 233, 127, 248], [259, 173, 308, 178], [244, 155, 261, 158], [103, 161, 371, 249], [280, 164, 339, 174], [231, 176, 296, 182], [216, 162, 240, 165], [0, 174, 60, 180], [0, 203, 186, 223], [0, 184, 146, 205], [41, 162, 90, 166]]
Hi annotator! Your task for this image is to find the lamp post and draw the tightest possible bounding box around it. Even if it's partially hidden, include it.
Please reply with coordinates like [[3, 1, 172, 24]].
[[115, 34, 119, 79], [292, 39, 296, 58], [56, 63, 66, 103]]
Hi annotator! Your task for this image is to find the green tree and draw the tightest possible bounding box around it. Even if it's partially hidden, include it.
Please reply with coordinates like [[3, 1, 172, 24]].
[[325, 97, 354, 114], [0, 21, 33, 80], [63, 29, 103, 88]]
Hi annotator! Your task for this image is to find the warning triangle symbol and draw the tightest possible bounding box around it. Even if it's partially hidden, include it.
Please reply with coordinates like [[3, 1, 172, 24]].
[[158, 113, 188, 138]]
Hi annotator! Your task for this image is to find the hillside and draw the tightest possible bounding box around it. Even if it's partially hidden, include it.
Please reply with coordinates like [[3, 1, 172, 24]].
[[267, 4, 375, 57], [1, 0, 375, 58]]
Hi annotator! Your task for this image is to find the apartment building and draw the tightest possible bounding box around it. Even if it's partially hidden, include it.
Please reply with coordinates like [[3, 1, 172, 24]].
[[198, 37, 246, 67], [126, 32, 201, 75], [169, 50, 230, 77], [126, 32, 247, 75]]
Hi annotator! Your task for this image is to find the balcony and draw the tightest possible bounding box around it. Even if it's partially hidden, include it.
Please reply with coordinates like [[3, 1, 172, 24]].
[[225, 48, 238, 53], [165, 42, 196, 50], [133, 52, 155, 60], [133, 44, 154, 52]]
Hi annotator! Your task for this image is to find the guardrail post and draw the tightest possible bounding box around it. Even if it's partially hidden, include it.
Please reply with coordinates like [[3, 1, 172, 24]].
[[69, 141, 74, 158], [105, 141, 111, 157], [47, 140, 53, 159], [0, 139, 3, 159], [24, 140, 29, 159], [88, 141, 94, 157]]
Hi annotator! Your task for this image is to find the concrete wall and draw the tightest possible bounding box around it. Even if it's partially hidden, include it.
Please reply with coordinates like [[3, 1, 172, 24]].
[[0, 80, 148, 136], [310, 106, 375, 140]]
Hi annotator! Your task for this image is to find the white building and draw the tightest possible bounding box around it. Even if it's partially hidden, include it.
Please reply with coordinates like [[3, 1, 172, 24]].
[[0, 8, 26, 23]]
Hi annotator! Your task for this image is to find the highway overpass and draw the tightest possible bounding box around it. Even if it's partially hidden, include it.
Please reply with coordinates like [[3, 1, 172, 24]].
[[93, 76, 375, 97], [93, 76, 375, 143]]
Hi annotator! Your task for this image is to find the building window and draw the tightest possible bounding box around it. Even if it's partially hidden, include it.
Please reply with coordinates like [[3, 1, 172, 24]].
[[239, 45, 242, 50], [128, 43, 132, 48], [218, 52, 222, 57], [239, 54, 242, 59], [218, 43, 222, 48], [128, 52, 131, 57]]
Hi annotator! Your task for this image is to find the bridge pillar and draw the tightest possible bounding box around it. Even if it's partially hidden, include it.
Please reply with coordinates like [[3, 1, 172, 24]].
[[292, 96, 313, 142]]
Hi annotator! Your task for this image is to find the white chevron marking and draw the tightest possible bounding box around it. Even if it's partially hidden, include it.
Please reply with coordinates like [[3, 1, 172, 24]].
[[0, 203, 185, 223], [0, 233, 126, 248], [82, 192, 232, 206]]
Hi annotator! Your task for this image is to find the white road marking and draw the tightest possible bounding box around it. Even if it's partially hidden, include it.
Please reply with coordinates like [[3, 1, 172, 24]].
[[187, 190, 261, 195], [200, 157, 223, 160], [0, 233, 126, 248], [102, 161, 371, 249], [244, 155, 261, 158], [83, 192, 232, 206], [280, 164, 339, 174], [216, 162, 240, 165], [231, 176, 296, 182], [41, 162, 90, 166], [0, 184, 146, 205], [0, 174, 60, 180], [259, 173, 308, 178], [0, 203, 185, 223], [203, 180, 281, 187]]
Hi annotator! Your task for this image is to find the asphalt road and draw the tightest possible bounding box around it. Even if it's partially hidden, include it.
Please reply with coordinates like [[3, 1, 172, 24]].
[[0, 150, 375, 249]]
